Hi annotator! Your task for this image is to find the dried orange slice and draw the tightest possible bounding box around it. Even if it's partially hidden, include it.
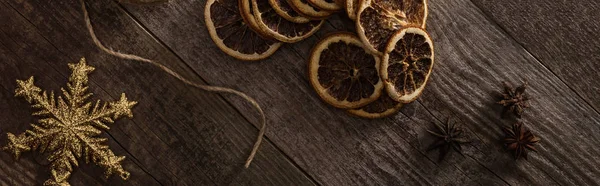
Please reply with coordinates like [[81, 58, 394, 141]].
[[309, 32, 384, 109], [356, 0, 428, 54], [205, 0, 282, 61], [347, 91, 403, 119], [307, 0, 342, 11], [239, 0, 281, 39], [381, 27, 434, 103], [269, 0, 311, 23], [286, 0, 333, 20], [345, 0, 359, 20], [250, 0, 324, 43]]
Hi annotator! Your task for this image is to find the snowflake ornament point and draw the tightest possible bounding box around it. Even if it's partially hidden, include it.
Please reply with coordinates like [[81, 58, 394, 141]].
[[15, 76, 40, 102], [3, 133, 30, 159], [3, 58, 136, 185]]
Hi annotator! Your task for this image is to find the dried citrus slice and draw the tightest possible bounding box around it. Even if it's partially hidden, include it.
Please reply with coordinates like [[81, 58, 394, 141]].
[[381, 27, 434, 103], [205, 0, 282, 61], [250, 0, 324, 43], [238, 0, 277, 38], [356, 0, 428, 54], [286, 0, 333, 20], [345, 0, 359, 20], [307, 0, 342, 11], [347, 91, 403, 119], [268, 0, 311, 23], [309, 32, 384, 109]]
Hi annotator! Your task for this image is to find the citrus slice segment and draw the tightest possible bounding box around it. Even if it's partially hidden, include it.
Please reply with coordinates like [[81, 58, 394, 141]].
[[345, 0, 359, 20], [205, 0, 282, 61], [307, 0, 342, 11], [309, 32, 384, 109], [250, 0, 324, 43], [347, 91, 403, 119], [381, 27, 434, 103], [286, 0, 333, 20], [238, 0, 271, 36], [268, 0, 311, 23], [356, 0, 428, 54]]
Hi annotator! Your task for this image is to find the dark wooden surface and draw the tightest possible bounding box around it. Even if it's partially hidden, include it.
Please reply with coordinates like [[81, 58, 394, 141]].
[[0, 0, 599, 185]]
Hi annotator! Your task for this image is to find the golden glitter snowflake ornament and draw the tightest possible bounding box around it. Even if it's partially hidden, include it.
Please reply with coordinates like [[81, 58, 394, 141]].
[[3, 58, 137, 185]]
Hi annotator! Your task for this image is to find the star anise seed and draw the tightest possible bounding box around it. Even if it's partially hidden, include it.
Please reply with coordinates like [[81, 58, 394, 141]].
[[427, 118, 471, 161], [503, 122, 540, 160], [497, 81, 530, 118]]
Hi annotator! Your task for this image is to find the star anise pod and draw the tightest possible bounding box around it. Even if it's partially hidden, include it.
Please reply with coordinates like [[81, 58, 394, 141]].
[[497, 81, 530, 118], [503, 122, 540, 159], [427, 119, 471, 161]]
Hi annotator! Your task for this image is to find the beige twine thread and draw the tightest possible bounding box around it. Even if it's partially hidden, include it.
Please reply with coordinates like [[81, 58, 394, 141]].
[[80, 0, 265, 168]]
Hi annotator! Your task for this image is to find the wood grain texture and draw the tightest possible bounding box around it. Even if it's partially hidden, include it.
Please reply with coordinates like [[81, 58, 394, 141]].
[[0, 0, 313, 185], [470, 0, 600, 112], [120, 0, 599, 185], [119, 1, 505, 185], [418, 0, 600, 185], [1, 0, 599, 185]]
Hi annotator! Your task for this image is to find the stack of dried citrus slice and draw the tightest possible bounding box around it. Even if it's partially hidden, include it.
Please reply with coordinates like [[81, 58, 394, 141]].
[[204, 0, 435, 119], [308, 0, 434, 118], [205, 0, 337, 60]]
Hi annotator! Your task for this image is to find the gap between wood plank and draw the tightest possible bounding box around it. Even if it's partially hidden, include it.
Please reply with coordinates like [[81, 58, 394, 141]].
[[0, 24, 165, 185], [0, 2, 166, 184], [3, 1, 303, 184], [446, 0, 597, 184], [111, 1, 321, 185], [0, 20, 166, 186], [467, 0, 600, 116], [325, 2, 567, 185], [108, 0, 573, 185], [4, 0, 317, 184], [465, 154, 511, 186], [322, 21, 508, 185], [110, 4, 317, 185], [317, 18, 503, 185], [413, 101, 511, 186], [114, 4, 460, 183]]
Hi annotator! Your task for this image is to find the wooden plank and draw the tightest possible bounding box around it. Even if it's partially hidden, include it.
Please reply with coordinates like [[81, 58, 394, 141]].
[[415, 0, 600, 185], [3, 0, 597, 185], [0, 15, 156, 185], [0, 0, 313, 185], [122, 0, 600, 185], [116, 0, 546, 185], [318, 2, 600, 184], [469, 0, 600, 112]]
